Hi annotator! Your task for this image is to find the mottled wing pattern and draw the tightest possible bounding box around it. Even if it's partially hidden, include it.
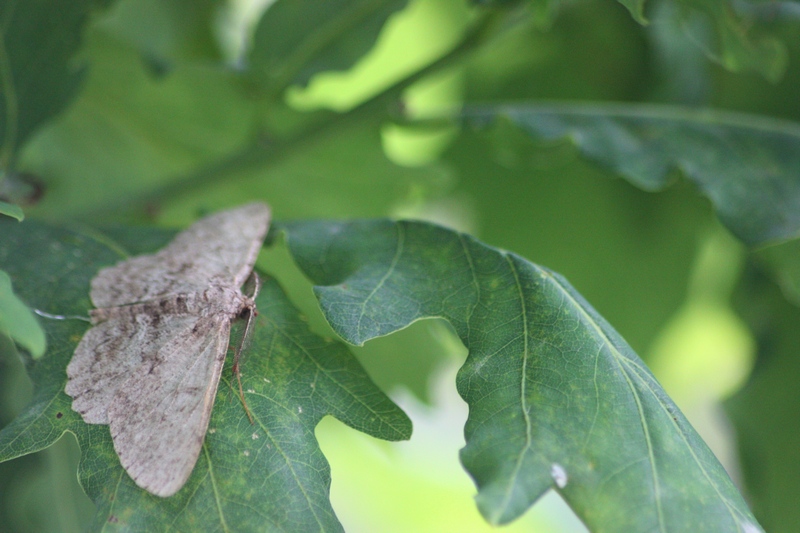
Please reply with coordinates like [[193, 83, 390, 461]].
[[90, 202, 271, 308], [106, 314, 232, 497], [66, 310, 204, 424], [66, 202, 270, 497]]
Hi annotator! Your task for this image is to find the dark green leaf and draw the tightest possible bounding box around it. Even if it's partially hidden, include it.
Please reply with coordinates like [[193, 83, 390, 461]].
[[465, 2, 649, 104], [461, 103, 800, 246], [511, 0, 786, 80], [283, 219, 761, 530], [0, 217, 410, 532], [443, 122, 707, 356], [613, 0, 786, 80], [752, 238, 800, 306], [727, 264, 800, 532], [617, 0, 646, 24], [685, 0, 787, 82], [0, 0, 109, 170], [0, 269, 45, 358], [248, 0, 407, 90], [645, 0, 711, 104]]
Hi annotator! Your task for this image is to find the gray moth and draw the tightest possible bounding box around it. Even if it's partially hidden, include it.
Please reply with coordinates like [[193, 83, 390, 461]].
[[65, 202, 271, 497]]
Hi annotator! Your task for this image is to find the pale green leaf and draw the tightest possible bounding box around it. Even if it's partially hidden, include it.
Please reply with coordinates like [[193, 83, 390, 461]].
[[18, 30, 255, 219], [0, 200, 23, 220], [0, 270, 45, 358], [19, 27, 448, 222]]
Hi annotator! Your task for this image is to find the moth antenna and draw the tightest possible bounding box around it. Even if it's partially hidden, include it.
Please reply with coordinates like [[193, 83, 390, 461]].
[[250, 272, 262, 300], [243, 271, 262, 301], [34, 309, 92, 322]]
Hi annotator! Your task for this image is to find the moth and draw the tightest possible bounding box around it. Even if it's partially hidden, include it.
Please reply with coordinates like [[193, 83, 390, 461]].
[[65, 202, 271, 497]]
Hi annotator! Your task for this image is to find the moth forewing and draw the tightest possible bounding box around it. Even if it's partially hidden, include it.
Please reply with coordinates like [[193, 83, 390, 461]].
[[107, 313, 231, 497]]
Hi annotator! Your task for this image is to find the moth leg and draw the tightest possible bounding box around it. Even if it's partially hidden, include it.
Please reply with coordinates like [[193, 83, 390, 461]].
[[234, 366, 253, 424], [230, 304, 257, 424], [225, 272, 261, 421]]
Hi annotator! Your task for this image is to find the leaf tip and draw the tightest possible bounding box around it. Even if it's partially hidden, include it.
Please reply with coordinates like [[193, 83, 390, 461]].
[[0, 201, 24, 221]]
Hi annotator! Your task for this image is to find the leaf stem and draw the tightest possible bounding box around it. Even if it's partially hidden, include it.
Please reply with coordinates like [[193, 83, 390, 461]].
[[83, 7, 515, 221]]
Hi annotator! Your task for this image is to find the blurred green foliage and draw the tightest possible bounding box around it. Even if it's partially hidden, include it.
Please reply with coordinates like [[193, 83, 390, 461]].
[[2, 0, 800, 531]]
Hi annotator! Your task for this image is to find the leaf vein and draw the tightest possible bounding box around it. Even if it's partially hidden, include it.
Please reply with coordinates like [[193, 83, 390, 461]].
[[492, 254, 534, 521], [355, 222, 406, 340]]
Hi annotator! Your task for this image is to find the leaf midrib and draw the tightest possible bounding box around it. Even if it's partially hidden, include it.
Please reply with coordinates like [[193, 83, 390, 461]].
[[490, 253, 535, 523], [549, 271, 746, 530]]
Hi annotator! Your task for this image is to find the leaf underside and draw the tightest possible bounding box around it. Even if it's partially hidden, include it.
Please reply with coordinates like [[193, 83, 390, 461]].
[[0, 268, 45, 357], [461, 104, 800, 247], [282, 219, 762, 532]]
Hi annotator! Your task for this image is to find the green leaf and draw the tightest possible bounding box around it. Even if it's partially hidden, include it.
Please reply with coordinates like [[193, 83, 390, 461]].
[[0, 0, 109, 170], [19, 27, 447, 221], [18, 29, 255, 219], [0, 217, 411, 532], [0, 200, 23, 220], [510, 0, 785, 80], [752, 237, 800, 306], [443, 120, 708, 356], [612, 0, 786, 80], [727, 264, 800, 532], [97, 0, 224, 65], [156, 116, 451, 224], [282, 219, 762, 530], [461, 103, 800, 246], [0, 270, 45, 358], [616, 0, 647, 24], [679, 0, 787, 82], [248, 0, 408, 90]]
